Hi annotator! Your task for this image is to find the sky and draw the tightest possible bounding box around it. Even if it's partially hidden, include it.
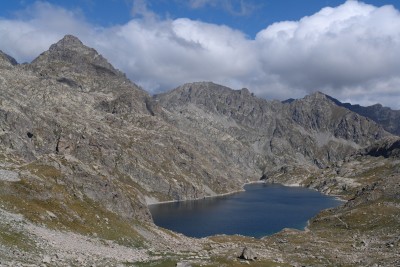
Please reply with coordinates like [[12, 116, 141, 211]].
[[0, 0, 400, 109]]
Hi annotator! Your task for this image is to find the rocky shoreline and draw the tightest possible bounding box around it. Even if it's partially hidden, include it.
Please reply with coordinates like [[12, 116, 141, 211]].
[[147, 180, 265, 206]]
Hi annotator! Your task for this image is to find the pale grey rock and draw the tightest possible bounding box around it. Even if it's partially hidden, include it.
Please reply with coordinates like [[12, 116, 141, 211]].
[[239, 246, 257, 261], [46, 210, 57, 220], [176, 262, 192, 267], [0, 51, 17, 69], [42, 255, 51, 264], [0, 170, 20, 182]]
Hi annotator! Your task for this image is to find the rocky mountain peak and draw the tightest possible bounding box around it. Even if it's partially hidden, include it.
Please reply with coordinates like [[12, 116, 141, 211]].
[[49, 34, 85, 51], [30, 34, 121, 78], [24, 35, 151, 114], [0, 50, 18, 68], [303, 91, 332, 102], [156, 81, 263, 114], [166, 82, 254, 99], [176, 81, 221, 92]]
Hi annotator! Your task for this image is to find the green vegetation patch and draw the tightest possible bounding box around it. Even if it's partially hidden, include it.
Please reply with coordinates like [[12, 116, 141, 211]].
[[197, 257, 289, 267], [0, 162, 146, 248], [0, 225, 36, 252], [21, 163, 63, 180], [132, 259, 178, 267]]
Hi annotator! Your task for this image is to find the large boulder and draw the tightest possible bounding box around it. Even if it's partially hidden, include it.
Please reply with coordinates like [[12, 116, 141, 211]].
[[239, 246, 257, 261]]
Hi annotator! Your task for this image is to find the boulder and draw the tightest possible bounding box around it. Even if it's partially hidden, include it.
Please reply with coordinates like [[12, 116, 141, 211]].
[[176, 262, 192, 267], [239, 246, 257, 261]]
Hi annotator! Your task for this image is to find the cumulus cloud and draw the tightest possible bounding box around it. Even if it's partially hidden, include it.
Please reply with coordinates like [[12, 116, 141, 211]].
[[255, 1, 400, 107], [0, 1, 400, 109], [0, 1, 92, 62]]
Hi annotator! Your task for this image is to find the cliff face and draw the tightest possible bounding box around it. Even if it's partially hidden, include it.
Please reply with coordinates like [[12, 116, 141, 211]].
[[363, 136, 400, 158]]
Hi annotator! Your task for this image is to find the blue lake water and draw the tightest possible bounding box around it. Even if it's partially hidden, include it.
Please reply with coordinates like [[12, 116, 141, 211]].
[[149, 183, 342, 238]]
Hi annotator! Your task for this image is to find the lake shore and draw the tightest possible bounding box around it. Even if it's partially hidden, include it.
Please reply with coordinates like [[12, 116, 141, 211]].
[[146, 179, 265, 206], [147, 178, 347, 206]]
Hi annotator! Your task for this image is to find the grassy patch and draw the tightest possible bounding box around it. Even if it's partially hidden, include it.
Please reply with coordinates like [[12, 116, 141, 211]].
[[131, 259, 178, 267], [0, 225, 36, 252], [0, 162, 146, 248], [20, 163, 63, 183], [197, 257, 289, 267], [130, 258, 287, 267]]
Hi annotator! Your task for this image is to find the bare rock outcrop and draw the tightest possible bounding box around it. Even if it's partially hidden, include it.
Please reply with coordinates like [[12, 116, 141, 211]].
[[156, 82, 389, 184], [363, 136, 400, 158], [0, 50, 18, 68]]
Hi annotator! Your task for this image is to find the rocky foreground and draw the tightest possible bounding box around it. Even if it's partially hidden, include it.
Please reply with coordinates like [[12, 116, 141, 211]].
[[0, 35, 399, 266]]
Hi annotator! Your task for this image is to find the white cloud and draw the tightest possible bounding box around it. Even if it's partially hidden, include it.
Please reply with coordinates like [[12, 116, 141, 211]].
[[131, 0, 159, 21], [254, 1, 400, 108], [0, 1, 92, 62], [83, 18, 248, 92], [0, 1, 400, 109]]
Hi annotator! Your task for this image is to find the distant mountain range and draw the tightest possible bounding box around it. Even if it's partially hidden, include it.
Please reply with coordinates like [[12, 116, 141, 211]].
[[326, 96, 400, 135], [283, 95, 400, 136]]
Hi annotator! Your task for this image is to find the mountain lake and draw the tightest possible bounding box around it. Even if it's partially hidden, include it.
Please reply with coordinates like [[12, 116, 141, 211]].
[[149, 183, 342, 238]]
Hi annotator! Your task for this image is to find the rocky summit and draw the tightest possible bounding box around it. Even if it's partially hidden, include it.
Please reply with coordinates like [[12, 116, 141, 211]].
[[0, 35, 399, 266]]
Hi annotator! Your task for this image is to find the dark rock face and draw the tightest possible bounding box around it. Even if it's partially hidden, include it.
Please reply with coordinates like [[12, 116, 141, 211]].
[[364, 136, 400, 158]]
